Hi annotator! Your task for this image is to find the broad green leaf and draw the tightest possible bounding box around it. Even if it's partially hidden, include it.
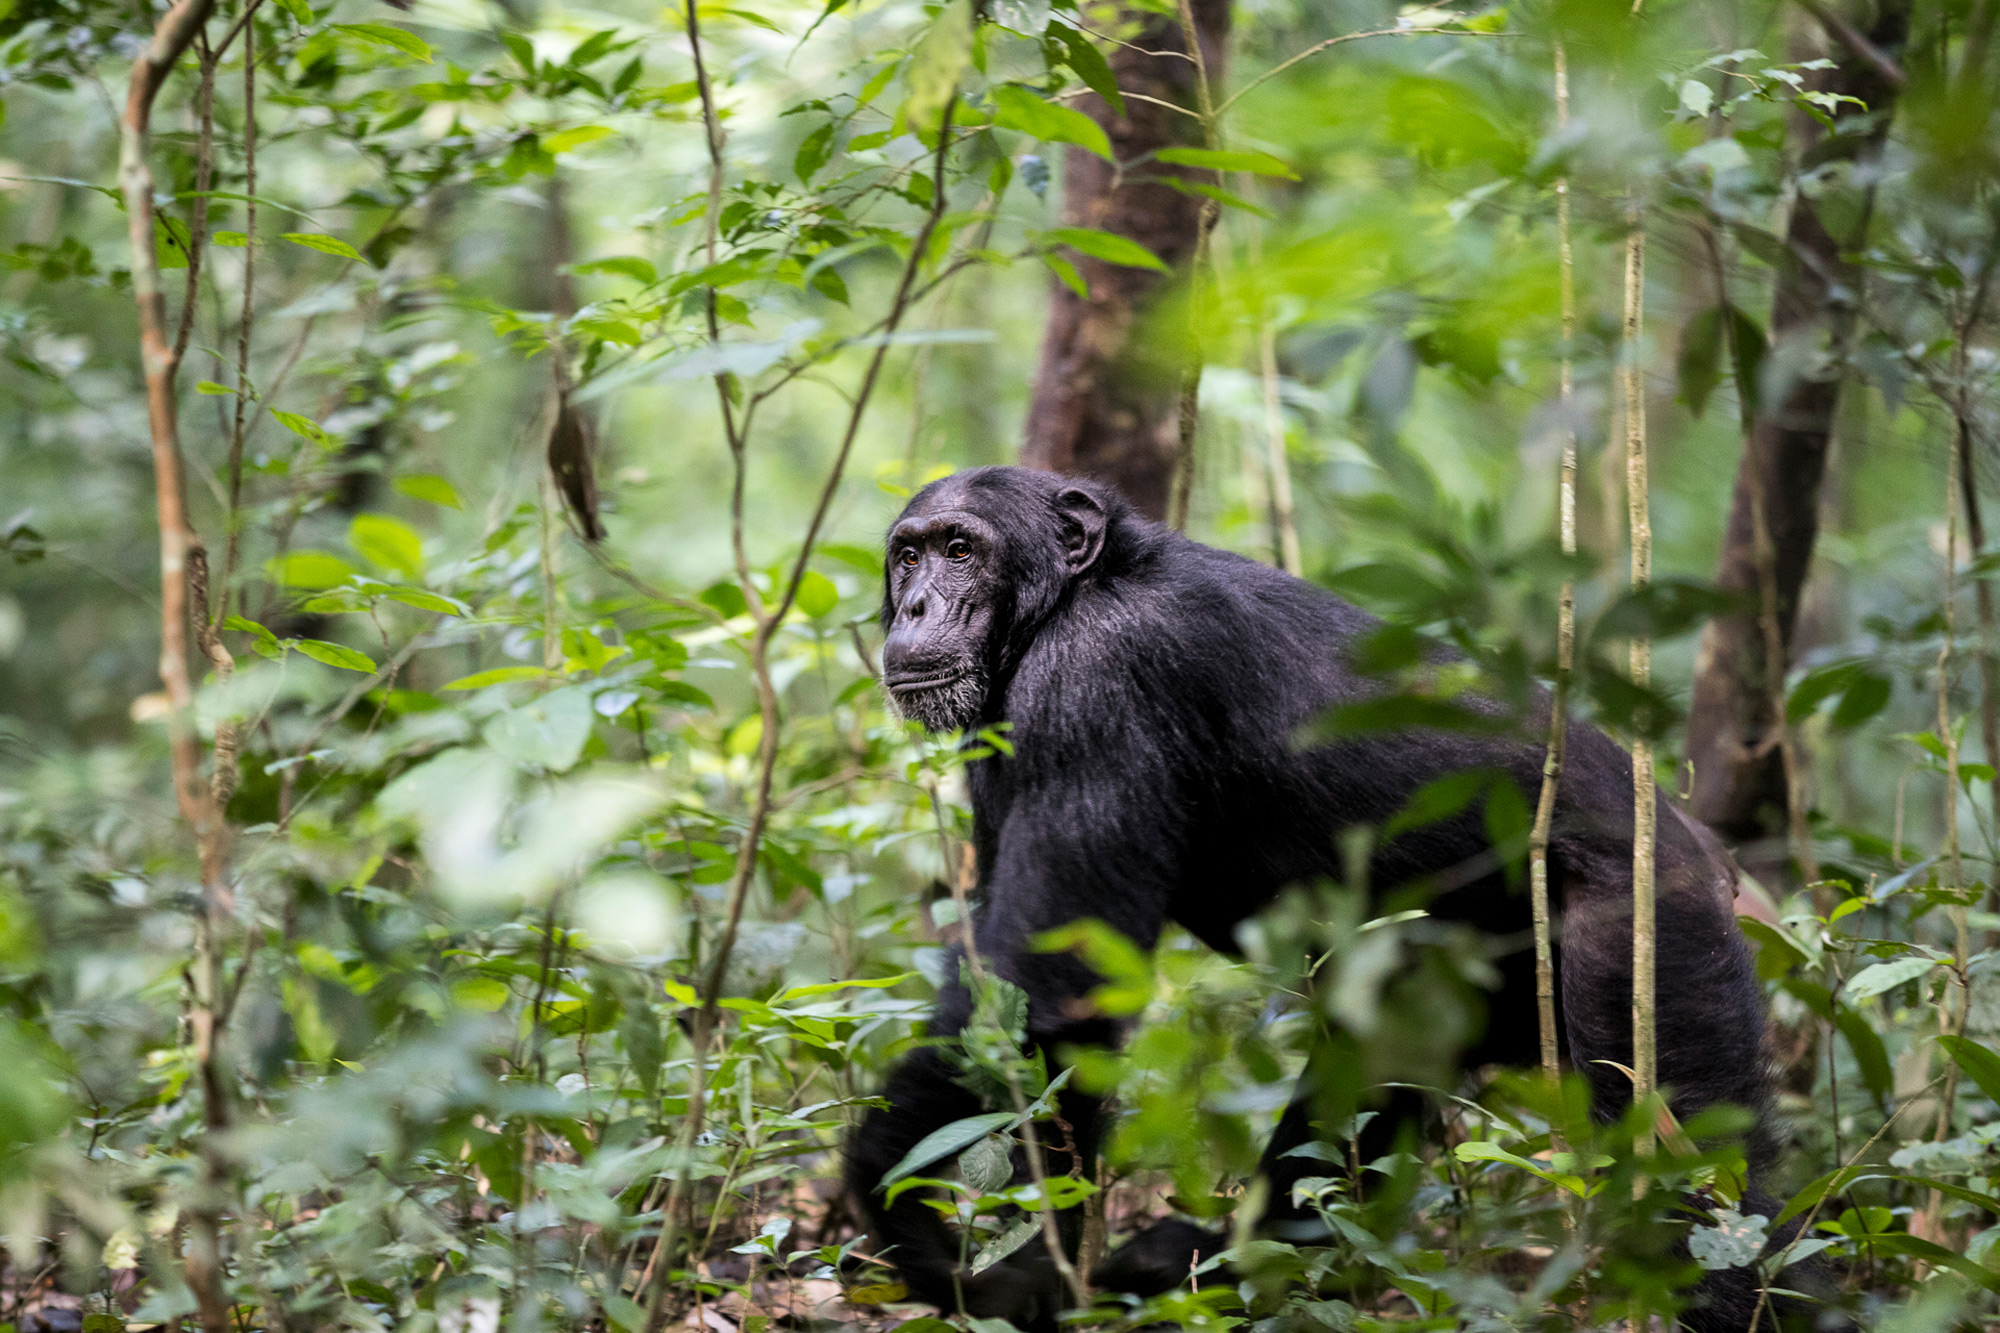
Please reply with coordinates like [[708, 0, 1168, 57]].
[[194, 380, 232, 395], [990, 85, 1111, 160], [334, 22, 433, 63], [394, 473, 463, 509], [266, 550, 357, 590], [879, 1111, 1017, 1188], [903, 0, 972, 139], [225, 615, 283, 661], [1047, 23, 1121, 113], [382, 587, 465, 615], [1043, 227, 1168, 271], [349, 513, 424, 578], [1938, 1034, 2000, 1105], [1843, 955, 1938, 1002], [483, 684, 595, 771], [1155, 146, 1299, 179], [796, 569, 840, 618], [442, 666, 549, 691], [270, 409, 335, 449], [544, 124, 616, 154], [969, 1216, 1039, 1274], [294, 639, 376, 673], [280, 231, 367, 263], [572, 257, 658, 285]]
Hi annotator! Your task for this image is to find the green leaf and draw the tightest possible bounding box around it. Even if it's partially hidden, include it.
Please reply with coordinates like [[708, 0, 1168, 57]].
[[334, 22, 434, 63], [266, 550, 357, 590], [572, 256, 658, 285], [1843, 955, 1938, 1002], [1938, 1034, 2000, 1105], [1155, 146, 1299, 179], [225, 614, 283, 661], [442, 666, 549, 691], [879, 1112, 1018, 1189], [904, 0, 972, 139], [544, 124, 616, 154], [273, 0, 312, 22], [990, 85, 1111, 160], [381, 587, 465, 615], [1041, 252, 1086, 297], [279, 231, 368, 263], [969, 1217, 1040, 1274], [348, 513, 424, 578], [270, 409, 335, 450], [1043, 227, 1168, 271], [795, 122, 837, 183], [294, 639, 377, 673], [194, 380, 233, 395], [796, 569, 840, 618], [1737, 917, 1808, 981], [1048, 23, 1121, 114], [394, 473, 463, 509]]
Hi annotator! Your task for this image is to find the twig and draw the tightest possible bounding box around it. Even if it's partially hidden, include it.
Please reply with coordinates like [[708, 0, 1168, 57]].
[[1526, 38, 1573, 1146], [1921, 330, 1973, 1241], [934, 789, 1089, 1308], [640, 20, 964, 1324], [1622, 200, 1658, 1172], [215, 5, 258, 628], [171, 41, 217, 368], [1166, 0, 1221, 531]]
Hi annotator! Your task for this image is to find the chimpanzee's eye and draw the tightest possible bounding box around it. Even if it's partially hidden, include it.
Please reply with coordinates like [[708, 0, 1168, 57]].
[[899, 547, 921, 568], [946, 539, 972, 560]]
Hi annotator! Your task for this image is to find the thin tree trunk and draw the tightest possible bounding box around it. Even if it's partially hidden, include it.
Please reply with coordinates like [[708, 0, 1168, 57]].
[[1020, 1, 1229, 520], [1623, 210, 1657, 1166], [117, 4, 233, 1332], [1527, 38, 1574, 1116], [1685, 0, 1909, 850]]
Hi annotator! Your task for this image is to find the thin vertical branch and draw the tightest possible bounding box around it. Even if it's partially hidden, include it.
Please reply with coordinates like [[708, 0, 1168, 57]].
[[1166, 0, 1220, 531], [1622, 203, 1658, 1166], [640, 14, 962, 1318], [1526, 40, 1574, 1119], [1923, 342, 1973, 1240], [116, 3, 232, 1332], [172, 43, 217, 368], [216, 6, 257, 627]]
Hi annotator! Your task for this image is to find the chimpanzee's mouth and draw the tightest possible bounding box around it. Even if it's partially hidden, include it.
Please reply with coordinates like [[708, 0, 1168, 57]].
[[885, 671, 966, 694]]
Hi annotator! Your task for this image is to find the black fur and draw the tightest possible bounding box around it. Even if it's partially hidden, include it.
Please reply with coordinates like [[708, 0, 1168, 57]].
[[847, 467, 1790, 1330]]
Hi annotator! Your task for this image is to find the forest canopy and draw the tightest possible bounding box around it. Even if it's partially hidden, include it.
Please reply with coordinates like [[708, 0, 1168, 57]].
[[2, 0, 2000, 1329]]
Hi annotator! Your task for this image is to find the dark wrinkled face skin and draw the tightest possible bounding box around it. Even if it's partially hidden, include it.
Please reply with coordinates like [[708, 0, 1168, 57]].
[[880, 499, 1002, 733]]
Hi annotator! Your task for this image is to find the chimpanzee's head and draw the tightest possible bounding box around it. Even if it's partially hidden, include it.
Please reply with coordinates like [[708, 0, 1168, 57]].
[[879, 467, 1112, 733]]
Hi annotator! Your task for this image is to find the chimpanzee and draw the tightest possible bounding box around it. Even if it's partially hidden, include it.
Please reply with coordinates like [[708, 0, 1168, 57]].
[[844, 466, 1788, 1330]]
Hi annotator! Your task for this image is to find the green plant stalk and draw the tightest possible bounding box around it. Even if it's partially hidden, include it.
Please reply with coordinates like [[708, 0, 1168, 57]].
[[639, 42, 963, 1327], [941, 812, 1090, 1309]]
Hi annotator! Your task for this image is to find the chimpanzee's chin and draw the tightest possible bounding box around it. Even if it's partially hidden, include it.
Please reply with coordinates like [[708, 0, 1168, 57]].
[[887, 671, 986, 734]]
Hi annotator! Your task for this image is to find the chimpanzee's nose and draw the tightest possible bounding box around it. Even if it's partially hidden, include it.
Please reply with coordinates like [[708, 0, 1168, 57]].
[[902, 592, 926, 621]]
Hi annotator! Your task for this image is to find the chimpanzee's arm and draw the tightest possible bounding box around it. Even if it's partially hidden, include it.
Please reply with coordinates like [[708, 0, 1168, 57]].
[[843, 791, 1177, 1326]]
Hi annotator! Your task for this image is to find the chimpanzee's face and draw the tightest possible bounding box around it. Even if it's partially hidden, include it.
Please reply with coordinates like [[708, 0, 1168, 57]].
[[880, 505, 1000, 733]]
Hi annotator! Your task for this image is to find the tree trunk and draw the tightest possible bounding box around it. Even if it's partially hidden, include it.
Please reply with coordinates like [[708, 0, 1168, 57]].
[[1020, 1, 1229, 520], [1685, 0, 1909, 849]]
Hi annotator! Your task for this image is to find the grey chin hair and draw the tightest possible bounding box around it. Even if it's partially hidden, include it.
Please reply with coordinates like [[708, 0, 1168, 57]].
[[885, 667, 989, 735]]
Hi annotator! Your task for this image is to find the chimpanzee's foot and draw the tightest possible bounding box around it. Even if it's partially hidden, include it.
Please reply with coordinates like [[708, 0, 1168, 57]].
[[1090, 1219, 1227, 1296]]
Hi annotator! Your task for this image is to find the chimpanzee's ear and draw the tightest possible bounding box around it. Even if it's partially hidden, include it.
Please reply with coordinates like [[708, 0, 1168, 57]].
[[1054, 486, 1107, 574]]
